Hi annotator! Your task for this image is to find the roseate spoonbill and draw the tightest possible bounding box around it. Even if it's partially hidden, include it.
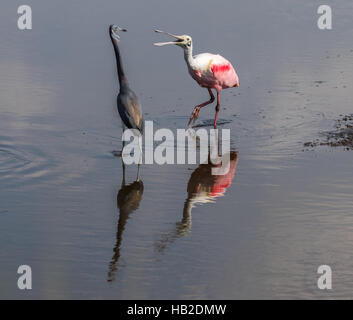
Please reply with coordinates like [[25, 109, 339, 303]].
[[108, 161, 143, 282], [109, 25, 143, 133], [154, 30, 239, 128]]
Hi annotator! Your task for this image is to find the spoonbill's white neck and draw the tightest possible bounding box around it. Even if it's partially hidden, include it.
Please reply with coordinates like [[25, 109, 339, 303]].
[[183, 44, 194, 67]]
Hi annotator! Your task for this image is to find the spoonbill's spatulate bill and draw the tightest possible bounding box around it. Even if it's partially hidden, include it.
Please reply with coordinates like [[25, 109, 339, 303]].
[[109, 25, 143, 133], [154, 29, 239, 128]]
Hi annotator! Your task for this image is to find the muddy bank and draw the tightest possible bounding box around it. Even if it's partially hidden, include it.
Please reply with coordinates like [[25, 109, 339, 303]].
[[304, 114, 353, 150]]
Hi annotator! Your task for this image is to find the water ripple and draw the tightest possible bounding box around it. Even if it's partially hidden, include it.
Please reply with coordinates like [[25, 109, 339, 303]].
[[0, 137, 52, 188]]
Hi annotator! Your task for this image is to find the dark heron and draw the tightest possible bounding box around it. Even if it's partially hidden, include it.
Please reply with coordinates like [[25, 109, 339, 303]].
[[109, 25, 143, 134]]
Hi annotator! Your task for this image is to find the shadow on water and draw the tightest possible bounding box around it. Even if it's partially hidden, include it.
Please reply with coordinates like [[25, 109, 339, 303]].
[[155, 149, 238, 253], [107, 161, 143, 282], [192, 118, 233, 128]]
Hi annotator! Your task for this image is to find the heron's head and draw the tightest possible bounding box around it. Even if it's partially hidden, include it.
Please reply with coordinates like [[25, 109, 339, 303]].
[[154, 30, 192, 51], [109, 24, 127, 41]]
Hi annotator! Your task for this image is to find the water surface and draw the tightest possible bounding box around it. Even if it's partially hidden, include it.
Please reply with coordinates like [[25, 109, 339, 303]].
[[1, 0, 353, 299]]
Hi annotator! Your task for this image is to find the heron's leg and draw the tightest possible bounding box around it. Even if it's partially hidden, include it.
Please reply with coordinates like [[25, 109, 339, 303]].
[[188, 88, 215, 126], [213, 91, 221, 129], [137, 134, 143, 166], [136, 163, 141, 181], [121, 124, 126, 156], [121, 157, 126, 187], [121, 138, 126, 159]]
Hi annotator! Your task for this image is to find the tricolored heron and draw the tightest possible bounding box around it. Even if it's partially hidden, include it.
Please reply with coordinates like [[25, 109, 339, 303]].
[[109, 25, 143, 133]]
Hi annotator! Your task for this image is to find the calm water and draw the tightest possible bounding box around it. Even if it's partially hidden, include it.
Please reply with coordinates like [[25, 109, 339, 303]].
[[1, 0, 353, 299]]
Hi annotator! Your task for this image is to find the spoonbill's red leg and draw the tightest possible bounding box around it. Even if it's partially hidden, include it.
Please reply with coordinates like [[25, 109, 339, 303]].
[[213, 91, 221, 128], [188, 88, 215, 126]]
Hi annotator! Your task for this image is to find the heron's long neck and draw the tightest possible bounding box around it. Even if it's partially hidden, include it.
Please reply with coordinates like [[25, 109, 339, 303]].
[[110, 36, 129, 90], [183, 46, 194, 68]]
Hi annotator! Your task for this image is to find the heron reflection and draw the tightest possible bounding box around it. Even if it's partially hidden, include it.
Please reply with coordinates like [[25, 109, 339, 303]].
[[108, 162, 143, 282], [156, 150, 238, 252]]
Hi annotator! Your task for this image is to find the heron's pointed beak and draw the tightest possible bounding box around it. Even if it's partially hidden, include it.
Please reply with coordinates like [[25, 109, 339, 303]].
[[153, 29, 184, 46], [110, 24, 127, 41]]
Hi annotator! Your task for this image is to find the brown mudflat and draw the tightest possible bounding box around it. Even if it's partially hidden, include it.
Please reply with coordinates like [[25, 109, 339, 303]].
[[304, 114, 353, 150]]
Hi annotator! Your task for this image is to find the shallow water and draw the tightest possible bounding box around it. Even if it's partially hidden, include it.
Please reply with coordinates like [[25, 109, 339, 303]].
[[1, 0, 353, 299]]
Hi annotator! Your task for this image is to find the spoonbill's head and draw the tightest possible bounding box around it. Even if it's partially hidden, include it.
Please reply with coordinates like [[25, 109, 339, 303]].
[[154, 29, 192, 50], [109, 24, 127, 41]]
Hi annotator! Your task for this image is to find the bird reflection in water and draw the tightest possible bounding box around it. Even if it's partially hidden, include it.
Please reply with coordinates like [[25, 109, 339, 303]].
[[156, 149, 238, 253], [108, 161, 143, 282]]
